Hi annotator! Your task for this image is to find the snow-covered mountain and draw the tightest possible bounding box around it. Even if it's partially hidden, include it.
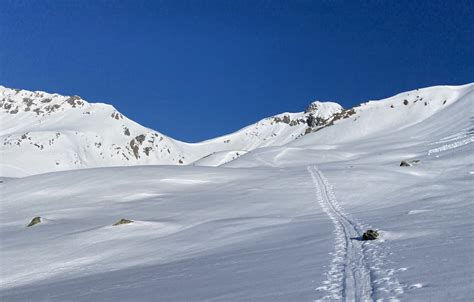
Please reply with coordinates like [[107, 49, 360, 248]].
[[1, 83, 473, 301], [225, 83, 474, 168], [1, 84, 473, 177], [0, 86, 342, 177]]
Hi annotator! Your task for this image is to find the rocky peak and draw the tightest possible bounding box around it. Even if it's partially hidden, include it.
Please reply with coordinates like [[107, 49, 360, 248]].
[[304, 101, 343, 119]]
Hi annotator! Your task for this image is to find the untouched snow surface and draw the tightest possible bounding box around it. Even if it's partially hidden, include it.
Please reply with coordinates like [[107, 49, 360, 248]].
[[1, 84, 473, 301]]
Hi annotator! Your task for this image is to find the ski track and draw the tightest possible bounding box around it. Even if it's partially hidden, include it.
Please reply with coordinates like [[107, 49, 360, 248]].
[[308, 166, 404, 301], [427, 136, 474, 155], [427, 124, 474, 155]]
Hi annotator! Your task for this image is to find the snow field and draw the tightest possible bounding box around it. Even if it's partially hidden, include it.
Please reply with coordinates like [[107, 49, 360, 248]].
[[1, 83, 473, 301]]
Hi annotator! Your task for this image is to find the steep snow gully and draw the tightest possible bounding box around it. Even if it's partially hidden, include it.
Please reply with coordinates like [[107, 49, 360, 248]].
[[308, 166, 403, 301]]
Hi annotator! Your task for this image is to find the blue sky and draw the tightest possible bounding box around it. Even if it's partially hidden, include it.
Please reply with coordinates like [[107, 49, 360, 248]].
[[1, 0, 473, 142]]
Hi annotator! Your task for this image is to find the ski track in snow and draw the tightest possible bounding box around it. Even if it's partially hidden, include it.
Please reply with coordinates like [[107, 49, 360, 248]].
[[428, 125, 474, 155], [427, 136, 474, 155], [308, 166, 404, 301]]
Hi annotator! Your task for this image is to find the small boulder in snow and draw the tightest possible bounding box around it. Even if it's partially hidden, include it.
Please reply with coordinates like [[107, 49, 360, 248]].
[[400, 159, 420, 167], [27, 216, 42, 227], [400, 160, 412, 167], [113, 218, 134, 226], [362, 229, 379, 240]]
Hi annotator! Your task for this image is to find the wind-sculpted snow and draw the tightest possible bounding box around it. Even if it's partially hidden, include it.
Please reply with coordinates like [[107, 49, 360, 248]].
[[1, 83, 473, 301], [0, 166, 336, 301]]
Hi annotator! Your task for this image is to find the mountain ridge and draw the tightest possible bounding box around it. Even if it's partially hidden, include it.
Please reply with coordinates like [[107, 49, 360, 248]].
[[1, 83, 472, 177], [0, 85, 344, 177]]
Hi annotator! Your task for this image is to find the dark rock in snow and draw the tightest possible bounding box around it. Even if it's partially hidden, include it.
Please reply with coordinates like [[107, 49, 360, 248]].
[[306, 114, 316, 127], [113, 218, 134, 226], [400, 159, 420, 167], [135, 134, 146, 144], [362, 229, 379, 240], [400, 160, 412, 167], [27, 216, 42, 227], [306, 114, 326, 127], [123, 127, 130, 136], [305, 102, 320, 113]]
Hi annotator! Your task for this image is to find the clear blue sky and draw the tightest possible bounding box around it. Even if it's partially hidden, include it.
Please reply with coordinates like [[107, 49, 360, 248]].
[[1, 0, 473, 142]]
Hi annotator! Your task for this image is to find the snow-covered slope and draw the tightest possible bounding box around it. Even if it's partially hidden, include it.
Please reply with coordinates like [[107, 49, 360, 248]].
[[295, 84, 474, 146], [0, 87, 192, 176], [0, 86, 342, 177], [192, 150, 248, 167], [226, 84, 474, 168], [217, 84, 474, 301], [1, 83, 473, 301]]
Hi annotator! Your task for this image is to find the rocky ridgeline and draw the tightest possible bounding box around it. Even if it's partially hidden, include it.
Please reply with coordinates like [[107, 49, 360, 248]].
[[0, 85, 356, 176], [269, 101, 345, 135], [0, 86, 188, 174], [0, 86, 88, 116]]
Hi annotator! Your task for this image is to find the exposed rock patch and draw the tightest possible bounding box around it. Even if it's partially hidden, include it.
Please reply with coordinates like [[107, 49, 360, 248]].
[[27, 216, 42, 227], [143, 147, 152, 156], [66, 96, 84, 108], [362, 229, 379, 240], [113, 218, 134, 226], [135, 134, 146, 144], [123, 127, 130, 136], [400, 159, 420, 167], [272, 115, 306, 126], [129, 139, 140, 159], [306, 114, 326, 127], [400, 160, 411, 167], [111, 112, 123, 120]]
